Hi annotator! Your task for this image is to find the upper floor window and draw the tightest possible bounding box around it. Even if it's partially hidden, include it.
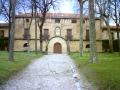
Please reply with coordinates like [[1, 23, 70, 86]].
[[23, 28, 29, 39], [26, 18, 29, 22], [72, 19, 77, 23], [0, 30, 4, 38], [55, 19, 60, 23], [43, 29, 49, 40], [39, 19, 46, 23], [66, 29, 72, 40], [86, 30, 89, 41]]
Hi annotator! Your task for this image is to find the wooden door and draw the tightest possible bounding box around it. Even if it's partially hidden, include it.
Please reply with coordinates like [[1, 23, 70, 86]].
[[54, 43, 62, 53]]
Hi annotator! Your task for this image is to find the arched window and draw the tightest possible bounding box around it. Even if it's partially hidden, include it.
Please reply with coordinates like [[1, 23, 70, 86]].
[[86, 44, 90, 48], [23, 43, 28, 47]]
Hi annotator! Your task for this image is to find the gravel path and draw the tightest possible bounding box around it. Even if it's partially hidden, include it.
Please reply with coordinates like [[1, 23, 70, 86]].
[[0, 54, 93, 90]]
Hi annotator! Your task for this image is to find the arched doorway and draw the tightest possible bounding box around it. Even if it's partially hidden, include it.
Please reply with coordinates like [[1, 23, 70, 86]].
[[54, 42, 62, 53]]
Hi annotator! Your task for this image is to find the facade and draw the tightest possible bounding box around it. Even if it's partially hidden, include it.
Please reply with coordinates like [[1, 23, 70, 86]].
[[102, 26, 120, 40], [0, 13, 103, 53], [0, 23, 9, 38], [102, 26, 120, 52]]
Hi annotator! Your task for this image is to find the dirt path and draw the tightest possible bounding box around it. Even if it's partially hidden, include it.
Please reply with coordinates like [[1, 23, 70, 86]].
[[0, 54, 93, 90]]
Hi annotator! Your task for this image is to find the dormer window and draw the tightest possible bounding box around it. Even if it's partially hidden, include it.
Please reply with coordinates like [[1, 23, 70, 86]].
[[72, 19, 77, 23], [55, 19, 60, 23]]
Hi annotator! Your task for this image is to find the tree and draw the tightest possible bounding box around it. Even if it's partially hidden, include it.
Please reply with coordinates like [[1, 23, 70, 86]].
[[8, 0, 16, 61], [89, 0, 99, 63], [35, 0, 60, 53], [95, 0, 113, 53], [78, 0, 88, 57], [110, 0, 120, 55]]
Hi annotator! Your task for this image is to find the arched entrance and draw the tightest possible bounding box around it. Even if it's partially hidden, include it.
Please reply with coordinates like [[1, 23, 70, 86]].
[[47, 37, 68, 54], [54, 42, 62, 53]]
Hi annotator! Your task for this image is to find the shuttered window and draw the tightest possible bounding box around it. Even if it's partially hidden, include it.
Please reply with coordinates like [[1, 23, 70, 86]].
[[66, 29, 72, 40]]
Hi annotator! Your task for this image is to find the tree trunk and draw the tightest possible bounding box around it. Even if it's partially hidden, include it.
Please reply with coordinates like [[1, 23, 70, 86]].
[[8, 0, 16, 62], [116, 24, 120, 55], [102, 17, 113, 53], [40, 25, 43, 53], [89, 0, 99, 63], [34, 2, 38, 54], [79, 2, 84, 57]]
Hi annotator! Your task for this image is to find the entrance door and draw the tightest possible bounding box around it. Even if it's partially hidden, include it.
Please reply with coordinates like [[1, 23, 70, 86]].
[[54, 43, 62, 53]]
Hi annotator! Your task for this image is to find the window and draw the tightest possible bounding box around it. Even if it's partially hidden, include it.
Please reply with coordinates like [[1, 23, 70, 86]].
[[23, 43, 28, 47], [0, 30, 4, 37], [86, 30, 89, 41], [66, 29, 72, 40], [111, 32, 114, 40], [23, 28, 29, 39], [86, 44, 90, 48], [43, 29, 49, 40], [39, 19, 46, 23], [26, 18, 29, 22], [55, 19, 60, 23], [72, 19, 77, 23]]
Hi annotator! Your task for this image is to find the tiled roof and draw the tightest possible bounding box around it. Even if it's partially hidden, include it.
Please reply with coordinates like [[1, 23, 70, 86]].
[[0, 23, 9, 28], [16, 13, 88, 19], [102, 26, 120, 30]]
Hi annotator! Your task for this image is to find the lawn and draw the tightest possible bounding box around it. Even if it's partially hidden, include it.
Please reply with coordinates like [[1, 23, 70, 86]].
[[71, 52, 120, 90], [0, 51, 42, 85]]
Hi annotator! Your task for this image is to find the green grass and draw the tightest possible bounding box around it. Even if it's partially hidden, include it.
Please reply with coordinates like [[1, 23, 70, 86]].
[[0, 51, 43, 85], [71, 52, 120, 90]]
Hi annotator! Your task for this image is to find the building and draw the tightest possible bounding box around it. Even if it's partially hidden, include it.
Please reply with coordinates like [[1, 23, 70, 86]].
[[0, 13, 103, 53], [102, 26, 120, 52], [14, 13, 103, 54], [0, 23, 9, 38], [0, 23, 9, 50]]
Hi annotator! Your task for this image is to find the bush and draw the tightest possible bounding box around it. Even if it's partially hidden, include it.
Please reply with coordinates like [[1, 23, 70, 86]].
[[0, 37, 8, 51]]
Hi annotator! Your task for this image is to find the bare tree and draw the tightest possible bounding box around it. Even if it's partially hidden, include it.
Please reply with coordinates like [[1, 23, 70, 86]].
[[35, 0, 59, 53], [78, 0, 88, 57], [89, 0, 99, 63], [110, 0, 120, 55], [95, 0, 113, 53]]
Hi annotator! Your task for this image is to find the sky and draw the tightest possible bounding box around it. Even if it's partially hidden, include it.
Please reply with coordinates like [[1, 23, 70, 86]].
[[0, 1, 75, 23]]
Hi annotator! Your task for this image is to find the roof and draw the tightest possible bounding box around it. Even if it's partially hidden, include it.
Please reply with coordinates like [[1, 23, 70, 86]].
[[16, 13, 89, 19], [102, 26, 120, 30], [0, 23, 9, 28]]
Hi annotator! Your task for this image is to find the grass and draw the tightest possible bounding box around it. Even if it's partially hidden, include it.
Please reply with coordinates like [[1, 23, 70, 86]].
[[70, 52, 120, 90], [0, 51, 43, 85]]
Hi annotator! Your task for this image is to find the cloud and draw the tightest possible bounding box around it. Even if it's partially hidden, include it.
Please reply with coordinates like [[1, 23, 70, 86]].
[[0, 21, 6, 23]]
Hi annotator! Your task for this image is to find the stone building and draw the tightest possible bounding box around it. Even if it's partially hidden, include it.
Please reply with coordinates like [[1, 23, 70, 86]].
[[0, 23, 9, 38], [102, 26, 120, 52], [0, 13, 103, 54]]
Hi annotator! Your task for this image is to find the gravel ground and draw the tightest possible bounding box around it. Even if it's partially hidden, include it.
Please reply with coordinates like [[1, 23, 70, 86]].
[[0, 54, 93, 90]]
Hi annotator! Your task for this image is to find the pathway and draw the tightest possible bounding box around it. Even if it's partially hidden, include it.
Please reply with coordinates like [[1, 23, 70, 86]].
[[0, 54, 93, 90]]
